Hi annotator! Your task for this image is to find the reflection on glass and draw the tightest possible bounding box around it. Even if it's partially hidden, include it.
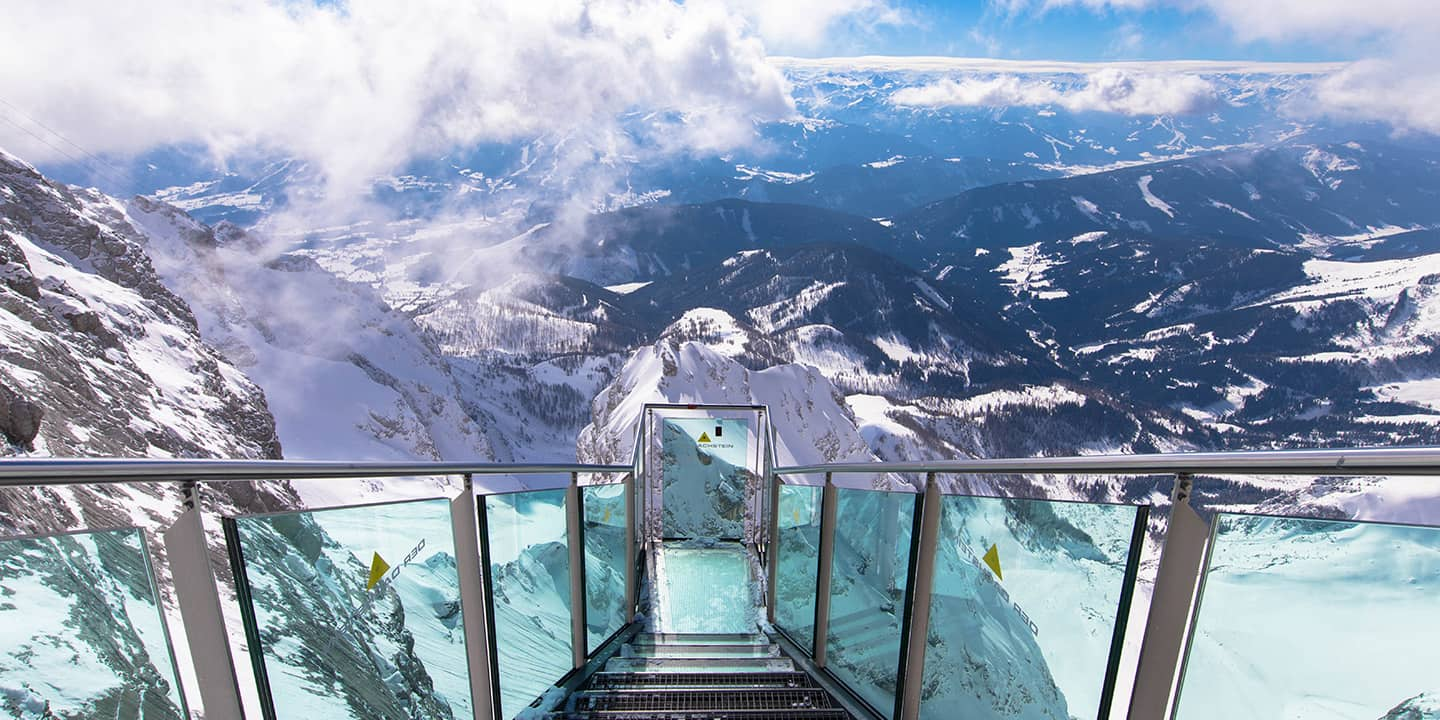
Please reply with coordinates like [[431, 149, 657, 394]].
[[0, 527, 187, 720], [229, 498, 470, 720], [483, 489, 573, 719], [825, 488, 917, 718], [775, 483, 821, 652], [583, 483, 627, 652], [661, 418, 750, 539], [920, 496, 1145, 720], [1174, 514, 1440, 720]]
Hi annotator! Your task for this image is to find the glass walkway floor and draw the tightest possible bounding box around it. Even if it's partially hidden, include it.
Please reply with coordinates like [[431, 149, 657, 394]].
[[652, 541, 762, 635]]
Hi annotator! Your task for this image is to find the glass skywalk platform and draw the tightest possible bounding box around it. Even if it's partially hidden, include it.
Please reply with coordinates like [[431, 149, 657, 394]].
[[1, 403, 1439, 720]]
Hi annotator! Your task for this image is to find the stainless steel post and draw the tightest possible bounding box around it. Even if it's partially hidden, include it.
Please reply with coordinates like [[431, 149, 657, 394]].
[[624, 471, 638, 618], [450, 475, 497, 720], [567, 472, 588, 667], [766, 472, 783, 623], [163, 482, 245, 720], [1129, 473, 1210, 720], [899, 473, 942, 720], [813, 472, 838, 667]]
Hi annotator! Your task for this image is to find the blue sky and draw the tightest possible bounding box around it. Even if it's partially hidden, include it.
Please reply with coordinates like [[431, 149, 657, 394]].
[[790, 0, 1369, 62]]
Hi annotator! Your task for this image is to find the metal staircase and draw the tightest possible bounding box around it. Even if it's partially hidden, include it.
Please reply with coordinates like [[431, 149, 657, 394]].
[[559, 633, 853, 719]]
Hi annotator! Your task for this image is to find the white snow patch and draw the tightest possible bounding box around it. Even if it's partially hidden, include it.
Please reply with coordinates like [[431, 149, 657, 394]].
[[865, 155, 906, 169], [605, 281, 651, 294], [1137, 175, 1175, 218]]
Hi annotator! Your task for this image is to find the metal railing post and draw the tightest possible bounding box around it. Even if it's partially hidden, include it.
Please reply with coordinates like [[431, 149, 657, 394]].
[[162, 482, 245, 720], [766, 472, 783, 623], [567, 472, 588, 667], [450, 474, 496, 720], [1129, 473, 1211, 720], [812, 472, 838, 667], [624, 471, 638, 618], [898, 473, 941, 720]]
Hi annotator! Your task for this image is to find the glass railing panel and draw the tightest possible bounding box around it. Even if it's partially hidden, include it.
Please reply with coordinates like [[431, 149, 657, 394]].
[[0, 527, 188, 719], [227, 497, 471, 719], [482, 489, 573, 719], [582, 482, 627, 653], [826, 488, 918, 718], [920, 496, 1146, 720], [1174, 513, 1440, 720], [775, 482, 822, 652]]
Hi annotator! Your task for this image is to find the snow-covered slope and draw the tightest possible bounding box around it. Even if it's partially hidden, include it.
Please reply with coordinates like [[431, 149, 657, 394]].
[[0, 150, 281, 460], [577, 324, 885, 483], [124, 198, 507, 472]]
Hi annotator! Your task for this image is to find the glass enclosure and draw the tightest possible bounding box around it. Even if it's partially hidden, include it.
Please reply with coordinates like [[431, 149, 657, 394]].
[[825, 488, 918, 718], [774, 483, 822, 652], [582, 482, 628, 653], [0, 527, 188, 720], [1174, 513, 1440, 720], [227, 497, 471, 720], [919, 496, 1146, 720], [482, 489, 573, 719]]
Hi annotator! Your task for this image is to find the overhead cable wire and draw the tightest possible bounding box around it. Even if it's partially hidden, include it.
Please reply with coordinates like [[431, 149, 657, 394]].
[[0, 103, 131, 189]]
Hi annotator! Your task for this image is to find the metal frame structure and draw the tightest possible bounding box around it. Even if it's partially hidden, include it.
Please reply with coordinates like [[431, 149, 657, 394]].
[[1, 442, 1439, 719]]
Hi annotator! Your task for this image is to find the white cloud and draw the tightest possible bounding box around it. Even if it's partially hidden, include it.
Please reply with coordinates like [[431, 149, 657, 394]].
[[730, 0, 911, 52], [0, 0, 806, 193], [990, 0, 1440, 133], [1310, 58, 1440, 136], [1183, 0, 1439, 42], [890, 69, 1217, 116]]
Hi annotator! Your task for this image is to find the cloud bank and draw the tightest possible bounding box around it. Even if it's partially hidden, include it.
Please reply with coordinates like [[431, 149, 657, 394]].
[[0, 0, 817, 193], [890, 69, 1217, 116], [990, 0, 1440, 134]]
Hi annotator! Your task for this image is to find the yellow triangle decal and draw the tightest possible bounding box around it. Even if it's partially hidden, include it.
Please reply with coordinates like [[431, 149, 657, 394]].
[[793, 508, 800, 524], [367, 552, 391, 591], [982, 544, 1002, 581], [603, 507, 612, 523], [698, 432, 712, 443]]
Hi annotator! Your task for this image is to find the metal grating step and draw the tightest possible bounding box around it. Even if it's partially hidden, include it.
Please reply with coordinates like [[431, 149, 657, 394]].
[[632, 633, 769, 645], [576, 688, 836, 712], [587, 671, 817, 690], [568, 711, 849, 719], [568, 711, 849, 720], [624, 643, 781, 658], [602, 656, 796, 673]]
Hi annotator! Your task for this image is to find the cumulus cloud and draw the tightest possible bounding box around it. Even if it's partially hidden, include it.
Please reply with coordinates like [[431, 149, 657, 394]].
[[0, 0, 807, 194], [890, 69, 1217, 116]]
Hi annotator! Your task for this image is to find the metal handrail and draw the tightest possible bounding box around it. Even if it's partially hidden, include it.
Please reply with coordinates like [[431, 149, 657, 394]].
[[0, 459, 632, 485], [5, 445, 1439, 487], [774, 446, 1440, 477]]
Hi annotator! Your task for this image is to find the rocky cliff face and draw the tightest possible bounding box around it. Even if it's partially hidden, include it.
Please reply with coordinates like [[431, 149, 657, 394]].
[[0, 150, 281, 462], [0, 150, 307, 719]]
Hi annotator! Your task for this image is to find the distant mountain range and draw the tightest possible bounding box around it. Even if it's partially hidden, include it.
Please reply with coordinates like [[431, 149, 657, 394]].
[[6, 59, 1440, 720]]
